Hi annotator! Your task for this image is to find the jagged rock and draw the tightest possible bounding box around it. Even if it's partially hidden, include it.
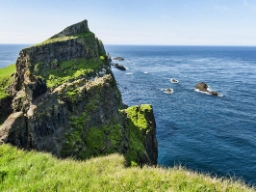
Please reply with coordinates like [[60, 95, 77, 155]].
[[0, 20, 157, 166], [24, 78, 47, 101], [195, 82, 208, 92], [111, 63, 126, 70], [113, 57, 124, 61], [0, 112, 26, 146]]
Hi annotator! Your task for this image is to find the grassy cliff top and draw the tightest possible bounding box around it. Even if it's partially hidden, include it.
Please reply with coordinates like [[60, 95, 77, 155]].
[[0, 64, 16, 99], [0, 144, 254, 192], [33, 31, 95, 47], [32, 19, 94, 47]]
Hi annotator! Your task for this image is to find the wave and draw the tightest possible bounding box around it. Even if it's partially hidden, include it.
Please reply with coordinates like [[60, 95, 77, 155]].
[[194, 89, 223, 97], [126, 72, 133, 75]]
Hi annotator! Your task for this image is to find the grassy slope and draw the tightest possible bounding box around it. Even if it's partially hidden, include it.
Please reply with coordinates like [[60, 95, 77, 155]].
[[43, 58, 104, 89], [0, 144, 254, 192], [0, 64, 16, 99], [32, 32, 95, 47]]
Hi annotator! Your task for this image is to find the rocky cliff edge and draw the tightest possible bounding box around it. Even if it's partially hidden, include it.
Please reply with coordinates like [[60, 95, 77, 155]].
[[0, 20, 157, 165]]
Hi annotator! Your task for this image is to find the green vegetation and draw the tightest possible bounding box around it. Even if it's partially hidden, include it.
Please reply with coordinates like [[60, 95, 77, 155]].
[[0, 64, 16, 99], [36, 58, 104, 89], [124, 104, 152, 165], [61, 83, 124, 160], [33, 32, 95, 47], [0, 144, 254, 192]]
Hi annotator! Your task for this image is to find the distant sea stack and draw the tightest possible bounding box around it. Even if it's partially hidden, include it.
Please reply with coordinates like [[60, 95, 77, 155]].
[[0, 20, 158, 166], [195, 82, 219, 96]]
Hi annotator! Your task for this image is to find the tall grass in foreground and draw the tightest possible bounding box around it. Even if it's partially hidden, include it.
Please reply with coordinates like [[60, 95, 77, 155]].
[[0, 144, 254, 192]]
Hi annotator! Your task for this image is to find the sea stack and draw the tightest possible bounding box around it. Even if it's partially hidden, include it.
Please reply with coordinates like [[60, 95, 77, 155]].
[[195, 82, 219, 96], [0, 20, 158, 166]]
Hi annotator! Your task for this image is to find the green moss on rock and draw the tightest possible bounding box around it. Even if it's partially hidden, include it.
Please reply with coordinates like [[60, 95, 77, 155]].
[[124, 104, 154, 165], [42, 58, 104, 89]]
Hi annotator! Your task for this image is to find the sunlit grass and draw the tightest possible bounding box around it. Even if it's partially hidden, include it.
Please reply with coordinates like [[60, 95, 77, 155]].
[[45, 58, 103, 89], [33, 32, 95, 47], [0, 144, 254, 192], [0, 64, 16, 99]]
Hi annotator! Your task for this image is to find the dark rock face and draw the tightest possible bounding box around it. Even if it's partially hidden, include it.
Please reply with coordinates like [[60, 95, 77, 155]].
[[0, 96, 13, 123], [195, 82, 219, 96], [0, 20, 158, 166], [24, 77, 47, 101], [141, 106, 158, 165]]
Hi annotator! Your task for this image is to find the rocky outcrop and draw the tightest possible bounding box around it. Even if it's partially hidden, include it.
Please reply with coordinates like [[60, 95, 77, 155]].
[[111, 63, 126, 70], [195, 82, 219, 96], [0, 20, 157, 165], [113, 57, 124, 61]]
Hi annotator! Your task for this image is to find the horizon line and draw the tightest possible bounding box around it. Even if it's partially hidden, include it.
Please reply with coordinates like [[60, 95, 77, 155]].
[[1, 43, 256, 47]]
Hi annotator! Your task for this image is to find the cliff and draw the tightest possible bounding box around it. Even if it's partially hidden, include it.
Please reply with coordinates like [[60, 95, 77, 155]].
[[0, 20, 157, 165]]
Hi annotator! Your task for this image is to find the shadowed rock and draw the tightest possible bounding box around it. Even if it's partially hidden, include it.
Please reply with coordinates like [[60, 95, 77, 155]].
[[111, 63, 126, 70]]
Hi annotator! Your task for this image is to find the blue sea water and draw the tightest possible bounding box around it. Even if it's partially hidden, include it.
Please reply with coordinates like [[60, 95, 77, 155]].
[[105, 45, 256, 185], [1, 44, 256, 185], [0, 45, 30, 68]]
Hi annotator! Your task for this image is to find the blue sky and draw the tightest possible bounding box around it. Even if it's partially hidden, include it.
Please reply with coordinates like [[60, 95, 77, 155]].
[[0, 0, 255, 45]]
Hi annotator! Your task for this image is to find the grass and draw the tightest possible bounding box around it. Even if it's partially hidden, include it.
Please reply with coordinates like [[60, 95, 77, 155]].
[[32, 31, 95, 47], [0, 144, 254, 192], [40, 58, 104, 89], [0, 64, 16, 99]]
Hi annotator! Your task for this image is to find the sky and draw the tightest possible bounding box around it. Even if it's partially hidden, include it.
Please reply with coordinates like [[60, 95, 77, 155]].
[[0, 0, 256, 45]]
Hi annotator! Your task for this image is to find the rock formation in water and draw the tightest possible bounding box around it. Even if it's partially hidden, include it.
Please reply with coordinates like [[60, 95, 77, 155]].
[[195, 82, 219, 96], [113, 57, 124, 61], [0, 20, 157, 166], [111, 63, 126, 70]]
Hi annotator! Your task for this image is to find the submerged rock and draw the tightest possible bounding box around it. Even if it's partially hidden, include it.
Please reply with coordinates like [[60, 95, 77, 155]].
[[0, 20, 157, 166]]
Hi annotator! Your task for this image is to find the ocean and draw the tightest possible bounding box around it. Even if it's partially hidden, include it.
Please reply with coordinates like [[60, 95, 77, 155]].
[[1, 44, 256, 185]]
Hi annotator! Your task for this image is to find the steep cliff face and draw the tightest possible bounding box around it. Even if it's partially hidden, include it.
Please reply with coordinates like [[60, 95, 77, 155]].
[[0, 20, 157, 165]]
